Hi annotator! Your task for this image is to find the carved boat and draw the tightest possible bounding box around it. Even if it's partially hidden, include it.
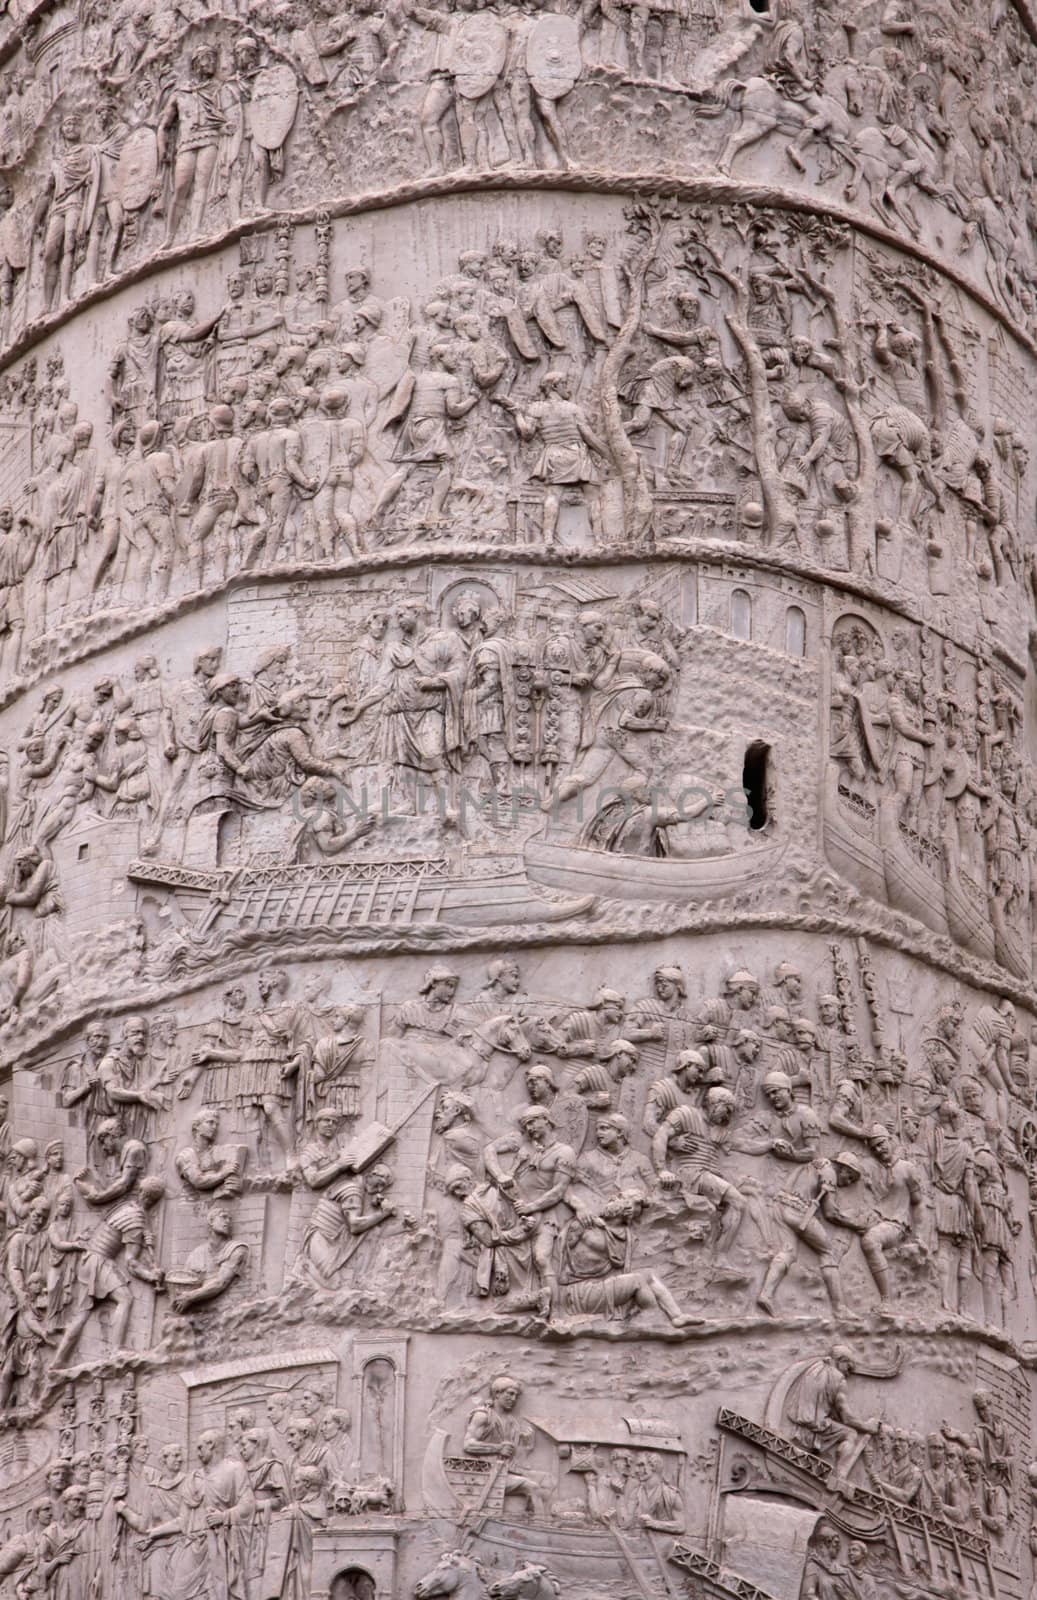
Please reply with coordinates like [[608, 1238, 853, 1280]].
[[827, 771, 1032, 975], [876, 794, 950, 940], [824, 772, 950, 940], [523, 835, 787, 902], [717, 1410, 999, 1599], [990, 899, 1030, 980], [425, 1429, 680, 1593], [472, 1517, 631, 1578], [943, 849, 997, 964], [471, 1517, 677, 1594], [128, 856, 595, 934], [821, 770, 887, 904]]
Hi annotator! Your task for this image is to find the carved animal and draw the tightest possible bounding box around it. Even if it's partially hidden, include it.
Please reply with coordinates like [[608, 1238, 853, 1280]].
[[488, 1564, 563, 1600], [414, 1549, 492, 1600], [711, 76, 861, 189], [414, 1553, 562, 1600]]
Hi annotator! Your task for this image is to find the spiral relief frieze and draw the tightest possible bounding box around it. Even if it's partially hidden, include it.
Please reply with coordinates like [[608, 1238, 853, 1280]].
[[0, 5, 1036, 1600]]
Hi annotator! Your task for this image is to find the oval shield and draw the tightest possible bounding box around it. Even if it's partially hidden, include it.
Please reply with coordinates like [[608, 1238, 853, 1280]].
[[451, 12, 508, 101], [289, 24, 330, 86], [527, 13, 582, 101], [0, 200, 30, 271], [115, 126, 159, 213], [249, 63, 300, 152]]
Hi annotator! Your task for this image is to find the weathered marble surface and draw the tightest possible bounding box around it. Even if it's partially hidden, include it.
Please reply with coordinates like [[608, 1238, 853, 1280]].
[[1, 2, 1037, 1599]]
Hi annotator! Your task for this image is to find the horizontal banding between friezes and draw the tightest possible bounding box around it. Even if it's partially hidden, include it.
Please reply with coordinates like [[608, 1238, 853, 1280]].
[[2, 2, 1037, 1599]]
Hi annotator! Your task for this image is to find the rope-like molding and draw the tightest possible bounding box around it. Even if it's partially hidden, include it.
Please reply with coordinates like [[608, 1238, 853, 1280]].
[[1, 536, 1027, 714], [2, 168, 1035, 374], [9, 894, 1037, 1076]]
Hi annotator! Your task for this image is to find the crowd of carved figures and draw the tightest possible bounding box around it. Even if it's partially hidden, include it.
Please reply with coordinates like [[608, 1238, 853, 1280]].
[[3, 949, 1037, 1383], [3, 0, 1037, 1595], [0, 948, 1035, 1593], [0, 1350, 1026, 1600], [2, 0, 1037, 332], [0, 1362, 638, 1597], [2, 575, 1037, 1030], [0, 201, 1033, 672], [827, 614, 1037, 980], [0, 584, 708, 1002], [0, 1365, 390, 1599]]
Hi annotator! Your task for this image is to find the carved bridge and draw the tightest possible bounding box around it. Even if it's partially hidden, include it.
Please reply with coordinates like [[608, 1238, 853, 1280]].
[[129, 857, 456, 931], [716, 1411, 999, 1599], [668, 1544, 781, 1600]]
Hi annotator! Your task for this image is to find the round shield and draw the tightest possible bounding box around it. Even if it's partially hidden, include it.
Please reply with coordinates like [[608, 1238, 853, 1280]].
[[527, 13, 582, 101], [0, 202, 30, 271], [115, 126, 159, 213], [250, 63, 300, 152], [451, 12, 508, 101]]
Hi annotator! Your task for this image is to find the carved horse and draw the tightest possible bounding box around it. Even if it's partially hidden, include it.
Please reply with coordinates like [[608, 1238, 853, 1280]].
[[414, 1549, 491, 1600], [711, 76, 862, 193], [488, 1563, 563, 1600], [848, 125, 969, 240], [413, 1551, 562, 1600], [383, 1009, 550, 1095]]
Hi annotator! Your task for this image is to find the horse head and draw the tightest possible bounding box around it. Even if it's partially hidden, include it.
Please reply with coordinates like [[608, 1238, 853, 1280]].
[[414, 1548, 487, 1599], [488, 1562, 562, 1600]]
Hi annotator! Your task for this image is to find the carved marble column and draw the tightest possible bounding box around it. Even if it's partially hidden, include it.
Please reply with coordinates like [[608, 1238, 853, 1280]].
[[1, 2, 1036, 1598]]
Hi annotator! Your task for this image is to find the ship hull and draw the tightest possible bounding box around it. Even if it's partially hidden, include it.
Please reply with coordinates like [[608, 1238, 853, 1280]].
[[523, 836, 787, 903]]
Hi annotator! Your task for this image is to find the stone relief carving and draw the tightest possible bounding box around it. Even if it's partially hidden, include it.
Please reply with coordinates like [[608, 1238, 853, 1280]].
[[0, 524, 1032, 1033], [2, 933, 1037, 1596], [0, 200, 1031, 697], [1, 0, 1037, 338], [1, 0, 1037, 1595]]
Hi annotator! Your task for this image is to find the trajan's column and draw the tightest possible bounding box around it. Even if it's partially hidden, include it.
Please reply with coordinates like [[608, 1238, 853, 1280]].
[[1, 1, 1037, 1596]]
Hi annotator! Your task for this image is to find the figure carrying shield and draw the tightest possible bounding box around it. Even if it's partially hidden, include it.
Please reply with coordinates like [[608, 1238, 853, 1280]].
[[222, 36, 299, 214], [451, 9, 509, 165], [157, 44, 229, 245], [407, 0, 580, 171], [407, 0, 488, 170], [492, 4, 581, 169], [0, 180, 30, 345], [409, 0, 526, 170]]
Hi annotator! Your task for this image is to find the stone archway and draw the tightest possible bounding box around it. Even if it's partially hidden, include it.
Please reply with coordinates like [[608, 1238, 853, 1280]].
[[330, 1568, 377, 1600]]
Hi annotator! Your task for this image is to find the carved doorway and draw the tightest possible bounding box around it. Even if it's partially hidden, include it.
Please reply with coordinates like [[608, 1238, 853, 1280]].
[[330, 1568, 377, 1600]]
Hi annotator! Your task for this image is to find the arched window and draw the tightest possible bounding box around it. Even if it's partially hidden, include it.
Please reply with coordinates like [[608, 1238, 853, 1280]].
[[742, 742, 771, 831], [730, 589, 752, 640], [331, 1570, 376, 1600], [785, 605, 806, 657]]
